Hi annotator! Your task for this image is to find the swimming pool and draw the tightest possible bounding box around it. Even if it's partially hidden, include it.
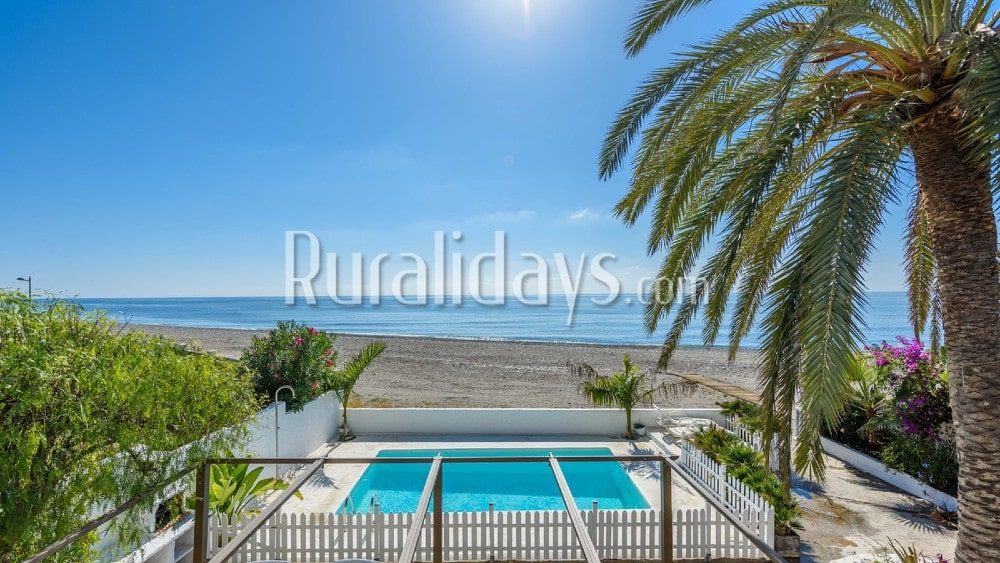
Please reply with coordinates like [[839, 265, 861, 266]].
[[337, 447, 650, 514]]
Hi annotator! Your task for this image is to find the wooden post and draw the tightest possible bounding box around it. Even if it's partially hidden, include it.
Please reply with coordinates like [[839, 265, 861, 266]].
[[193, 462, 211, 563], [661, 458, 673, 563]]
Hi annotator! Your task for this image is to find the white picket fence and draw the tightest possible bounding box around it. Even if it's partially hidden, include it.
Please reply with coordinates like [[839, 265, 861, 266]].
[[677, 440, 775, 546], [207, 505, 769, 561], [725, 415, 764, 453]]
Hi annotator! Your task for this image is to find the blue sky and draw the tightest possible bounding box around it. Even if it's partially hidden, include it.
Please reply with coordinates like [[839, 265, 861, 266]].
[[0, 0, 909, 298]]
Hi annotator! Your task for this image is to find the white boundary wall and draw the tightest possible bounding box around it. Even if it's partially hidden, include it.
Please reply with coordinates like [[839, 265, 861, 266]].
[[820, 436, 958, 511], [349, 407, 725, 436], [244, 393, 340, 476]]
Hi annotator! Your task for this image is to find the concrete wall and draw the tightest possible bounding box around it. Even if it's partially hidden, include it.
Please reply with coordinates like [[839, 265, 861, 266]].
[[821, 436, 957, 511], [244, 392, 340, 475], [348, 407, 724, 436]]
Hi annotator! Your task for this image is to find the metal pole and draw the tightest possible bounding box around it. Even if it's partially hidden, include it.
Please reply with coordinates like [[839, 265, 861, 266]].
[[433, 463, 443, 563], [661, 459, 673, 563], [274, 385, 295, 480], [17, 276, 31, 297], [193, 462, 211, 563]]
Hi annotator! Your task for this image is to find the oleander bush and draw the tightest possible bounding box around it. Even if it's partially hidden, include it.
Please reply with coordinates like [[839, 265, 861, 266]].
[[241, 320, 338, 411]]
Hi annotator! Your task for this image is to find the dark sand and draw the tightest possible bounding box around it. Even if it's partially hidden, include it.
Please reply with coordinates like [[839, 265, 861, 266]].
[[127, 324, 761, 408]]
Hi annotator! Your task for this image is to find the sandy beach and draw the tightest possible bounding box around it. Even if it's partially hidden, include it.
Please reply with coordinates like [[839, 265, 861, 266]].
[[128, 324, 760, 408]]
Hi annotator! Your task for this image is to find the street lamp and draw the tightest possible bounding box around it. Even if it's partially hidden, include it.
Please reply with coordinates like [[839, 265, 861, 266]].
[[274, 385, 296, 479], [16, 276, 31, 297]]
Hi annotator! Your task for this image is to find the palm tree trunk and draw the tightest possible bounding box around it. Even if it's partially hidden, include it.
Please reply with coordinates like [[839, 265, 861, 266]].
[[910, 117, 1000, 560], [341, 398, 349, 440]]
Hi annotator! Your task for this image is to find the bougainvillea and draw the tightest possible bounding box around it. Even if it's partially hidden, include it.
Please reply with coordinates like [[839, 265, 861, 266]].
[[867, 337, 950, 441]]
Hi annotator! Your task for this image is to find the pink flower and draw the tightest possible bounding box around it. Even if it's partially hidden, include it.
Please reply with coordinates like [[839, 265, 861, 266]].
[[324, 348, 333, 356], [308, 327, 319, 335], [272, 373, 279, 379], [293, 336, 304, 346], [311, 382, 319, 389], [325, 359, 333, 367]]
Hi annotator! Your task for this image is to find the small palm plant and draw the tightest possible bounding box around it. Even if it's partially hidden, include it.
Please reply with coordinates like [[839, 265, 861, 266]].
[[322, 341, 387, 441], [577, 355, 660, 439], [846, 355, 898, 450], [186, 463, 303, 526]]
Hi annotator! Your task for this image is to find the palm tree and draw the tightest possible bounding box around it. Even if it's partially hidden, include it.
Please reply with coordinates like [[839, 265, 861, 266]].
[[323, 342, 387, 440], [846, 355, 898, 450], [577, 355, 660, 439], [599, 1, 1000, 558]]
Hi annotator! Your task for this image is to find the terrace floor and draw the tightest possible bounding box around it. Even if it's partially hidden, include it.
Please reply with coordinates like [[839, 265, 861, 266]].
[[278, 434, 707, 515]]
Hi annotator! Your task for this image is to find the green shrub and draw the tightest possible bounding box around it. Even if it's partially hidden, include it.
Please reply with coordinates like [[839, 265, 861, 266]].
[[241, 321, 338, 411], [0, 292, 257, 560], [688, 425, 740, 461], [688, 425, 801, 533], [880, 434, 958, 494], [719, 400, 762, 432]]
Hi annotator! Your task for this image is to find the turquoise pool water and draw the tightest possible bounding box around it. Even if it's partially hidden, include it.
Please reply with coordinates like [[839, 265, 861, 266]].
[[337, 447, 650, 514]]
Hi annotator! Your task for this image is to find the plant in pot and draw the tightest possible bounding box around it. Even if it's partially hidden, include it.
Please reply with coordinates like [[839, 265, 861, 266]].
[[575, 355, 660, 439]]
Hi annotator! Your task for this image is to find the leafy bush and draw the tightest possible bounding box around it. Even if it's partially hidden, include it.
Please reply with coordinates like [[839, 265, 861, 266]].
[[688, 425, 740, 462], [688, 426, 801, 533], [242, 321, 338, 411], [719, 399, 762, 432], [185, 462, 302, 526], [0, 292, 258, 560], [824, 338, 957, 492], [881, 433, 958, 494]]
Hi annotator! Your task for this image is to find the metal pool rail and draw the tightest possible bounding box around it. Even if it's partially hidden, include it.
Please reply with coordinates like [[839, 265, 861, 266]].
[[192, 454, 786, 563]]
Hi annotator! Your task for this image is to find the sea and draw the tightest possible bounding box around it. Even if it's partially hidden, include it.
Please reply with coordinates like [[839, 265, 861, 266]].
[[75, 292, 916, 349]]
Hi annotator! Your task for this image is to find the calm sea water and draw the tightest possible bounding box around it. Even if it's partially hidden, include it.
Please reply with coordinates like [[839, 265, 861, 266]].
[[75, 292, 915, 348]]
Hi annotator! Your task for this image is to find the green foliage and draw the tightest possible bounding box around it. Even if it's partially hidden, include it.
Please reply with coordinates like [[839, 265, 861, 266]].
[[826, 341, 957, 492], [599, 0, 1000, 487], [321, 341, 387, 440], [688, 426, 801, 533], [241, 321, 338, 411], [577, 355, 660, 439], [719, 400, 762, 432], [185, 463, 302, 526], [688, 425, 740, 462], [0, 291, 258, 561], [881, 434, 958, 494]]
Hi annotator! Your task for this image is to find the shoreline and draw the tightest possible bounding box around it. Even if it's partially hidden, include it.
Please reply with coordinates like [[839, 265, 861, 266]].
[[127, 324, 761, 409]]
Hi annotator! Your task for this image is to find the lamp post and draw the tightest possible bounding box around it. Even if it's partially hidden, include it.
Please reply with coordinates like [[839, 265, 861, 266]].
[[274, 385, 295, 480], [16, 276, 31, 297]]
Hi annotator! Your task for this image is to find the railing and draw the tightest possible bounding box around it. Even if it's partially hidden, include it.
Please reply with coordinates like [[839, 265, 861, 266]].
[[194, 454, 785, 563], [195, 455, 670, 563], [208, 505, 771, 562]]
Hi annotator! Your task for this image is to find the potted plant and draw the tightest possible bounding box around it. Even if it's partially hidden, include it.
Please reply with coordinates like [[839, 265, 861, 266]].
[[633, 422, 647, 436], [576, 355, 660, 439]]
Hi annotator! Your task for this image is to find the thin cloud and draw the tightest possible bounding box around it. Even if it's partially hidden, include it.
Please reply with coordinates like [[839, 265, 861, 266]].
[[568, 208, 599, 221]]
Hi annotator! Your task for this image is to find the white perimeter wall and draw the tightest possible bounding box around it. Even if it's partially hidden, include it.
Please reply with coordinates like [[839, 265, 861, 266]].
[[244, 392, 340, 474], [349, 407, 725, 436]]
